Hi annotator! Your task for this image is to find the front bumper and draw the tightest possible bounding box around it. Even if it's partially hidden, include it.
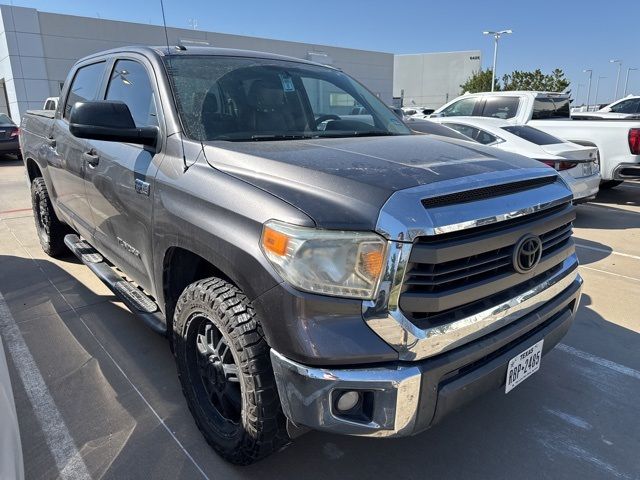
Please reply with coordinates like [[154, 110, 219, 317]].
[[271, 271, 582, 437]]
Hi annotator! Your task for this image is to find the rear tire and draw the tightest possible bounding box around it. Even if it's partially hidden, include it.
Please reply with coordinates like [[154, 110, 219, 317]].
[[600, 180, 623, 189], [30, 177, 71, 257], [173, 277, 288, 465]]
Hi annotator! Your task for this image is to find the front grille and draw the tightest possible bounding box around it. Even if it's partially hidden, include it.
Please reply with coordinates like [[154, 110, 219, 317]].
[[421, 176, 557, 208], [400, 202, 575, 327]]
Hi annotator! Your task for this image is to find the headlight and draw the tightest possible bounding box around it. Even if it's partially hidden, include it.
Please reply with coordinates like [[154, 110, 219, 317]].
[[261, 220, 387, 299]]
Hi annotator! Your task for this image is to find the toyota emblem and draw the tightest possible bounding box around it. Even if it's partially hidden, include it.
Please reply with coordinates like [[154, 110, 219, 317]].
[[513, 235, 543, 273]]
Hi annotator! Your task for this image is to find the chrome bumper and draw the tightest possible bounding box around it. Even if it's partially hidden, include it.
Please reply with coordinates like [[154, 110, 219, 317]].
[[272, 267, 582, 437]]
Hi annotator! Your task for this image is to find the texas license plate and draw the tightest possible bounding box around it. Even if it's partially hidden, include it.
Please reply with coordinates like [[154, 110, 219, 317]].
[[505, 339, 544, 393]]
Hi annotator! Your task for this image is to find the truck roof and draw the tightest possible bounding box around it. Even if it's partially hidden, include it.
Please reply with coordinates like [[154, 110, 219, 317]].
[[462, 91, 569, 98], [78, 45, 335, 69]]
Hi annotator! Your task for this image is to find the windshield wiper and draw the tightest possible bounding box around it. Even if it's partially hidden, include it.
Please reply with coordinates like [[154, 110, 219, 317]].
[[319, 131, 400, 138], [249, 134, 316, 141]]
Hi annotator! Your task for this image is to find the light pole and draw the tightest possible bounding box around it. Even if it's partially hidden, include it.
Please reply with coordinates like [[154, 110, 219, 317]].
[[583, 69, 593, 110], [483, 29, 512, 92], [575, 83, 584, 106], [595, 76, 606, 106], [624, 67, 637, 96], [610, 59, 622, 101]]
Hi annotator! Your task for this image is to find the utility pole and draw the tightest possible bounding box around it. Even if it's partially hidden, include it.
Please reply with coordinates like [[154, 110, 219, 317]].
[[483, 30, 512, 92], [610, 59, 622, 101], [188, 18, 198, 30], [624, 67, 637, 96], [595, 76, 606, 106], [583, 69, 593, 110]]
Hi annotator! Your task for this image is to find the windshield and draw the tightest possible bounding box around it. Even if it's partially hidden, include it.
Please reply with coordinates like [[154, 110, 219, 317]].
[[165, 55, 411, 141]]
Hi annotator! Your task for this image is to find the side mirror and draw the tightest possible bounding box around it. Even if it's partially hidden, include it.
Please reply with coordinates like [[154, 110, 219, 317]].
[[69, 101, 158, 147], [430, 112, 444, 118]]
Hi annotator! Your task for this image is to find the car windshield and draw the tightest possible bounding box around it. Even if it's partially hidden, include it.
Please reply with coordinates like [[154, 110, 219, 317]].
[[165, 55, 411, 141]]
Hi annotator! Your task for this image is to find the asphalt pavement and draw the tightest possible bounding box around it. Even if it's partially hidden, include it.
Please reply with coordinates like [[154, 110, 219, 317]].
[[1, 156, 639, 479]]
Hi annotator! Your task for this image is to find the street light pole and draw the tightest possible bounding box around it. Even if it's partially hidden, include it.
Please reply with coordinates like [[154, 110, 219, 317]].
[[624, 67, 637, 96], [610, 59, 622, 101], [483, 29, 512, 92], [583, 69, 593, 110], [595, 76, 606, 106], [575, 83, 584, 106]]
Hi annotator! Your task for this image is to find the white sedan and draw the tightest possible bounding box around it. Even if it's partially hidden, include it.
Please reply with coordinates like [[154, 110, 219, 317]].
[[430, 116, 601, 203]]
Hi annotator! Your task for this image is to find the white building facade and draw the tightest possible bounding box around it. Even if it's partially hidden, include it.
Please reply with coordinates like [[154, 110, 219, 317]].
[[394, 51, 482, 109], [0, 5, 395, 123]]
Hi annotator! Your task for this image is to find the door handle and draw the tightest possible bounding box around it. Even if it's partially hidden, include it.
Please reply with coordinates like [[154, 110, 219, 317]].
[[82, 149, 99, 167], [46, 136, 56, 148]]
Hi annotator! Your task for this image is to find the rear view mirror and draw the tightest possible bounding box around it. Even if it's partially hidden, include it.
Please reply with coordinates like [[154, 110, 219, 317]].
[[69, 101, 158, 147]]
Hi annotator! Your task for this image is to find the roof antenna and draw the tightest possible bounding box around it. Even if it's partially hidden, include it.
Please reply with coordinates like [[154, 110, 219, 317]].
[[160, 0, 190, 172]]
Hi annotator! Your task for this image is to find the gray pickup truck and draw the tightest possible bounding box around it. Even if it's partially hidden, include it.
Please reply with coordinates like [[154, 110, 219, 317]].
[[19, 46, 583, 465]]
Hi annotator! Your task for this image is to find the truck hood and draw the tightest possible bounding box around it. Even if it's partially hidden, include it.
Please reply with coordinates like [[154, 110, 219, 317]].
[[204, 135, 552, 230]]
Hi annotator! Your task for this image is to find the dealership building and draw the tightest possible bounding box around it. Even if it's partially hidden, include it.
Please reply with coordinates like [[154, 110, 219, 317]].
[[0, 4, 480, 123]]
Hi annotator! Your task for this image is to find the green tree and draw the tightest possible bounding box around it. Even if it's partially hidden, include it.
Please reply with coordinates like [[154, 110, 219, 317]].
[[460, 68, 500, 94], [502, 68, 570, 92]]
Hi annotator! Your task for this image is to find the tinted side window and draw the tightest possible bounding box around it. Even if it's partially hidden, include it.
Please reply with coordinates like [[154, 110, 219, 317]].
[[106, 60, 158, 127], [445, 123, 479, 140], [610, 99, 640, 113], [440, 98, 477, 117], [481, 97, 519, 119], [532, 97, 570, 119], [64, 62, 105, 119]]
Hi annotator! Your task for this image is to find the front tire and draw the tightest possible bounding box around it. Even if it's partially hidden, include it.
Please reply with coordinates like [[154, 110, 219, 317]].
[[31, 177, 70, 257], [173, 277, 288, 465]]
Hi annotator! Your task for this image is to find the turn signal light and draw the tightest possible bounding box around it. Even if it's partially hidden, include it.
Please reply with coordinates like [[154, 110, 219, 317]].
[[261, 226, 289, 256]]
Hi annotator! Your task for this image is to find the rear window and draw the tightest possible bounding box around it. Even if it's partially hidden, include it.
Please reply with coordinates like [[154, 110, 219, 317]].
[[532, 97, 570, 119], [481, 96, 519, 119], [502, 125, 563, 145]]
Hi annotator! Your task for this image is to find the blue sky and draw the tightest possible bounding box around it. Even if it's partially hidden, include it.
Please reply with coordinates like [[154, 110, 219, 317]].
[[9, 0, 640, 103]]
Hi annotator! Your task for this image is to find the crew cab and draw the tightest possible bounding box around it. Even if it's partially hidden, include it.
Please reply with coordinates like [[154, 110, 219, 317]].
[[20, 46, 583, 464], [431, 91, 640, 187]]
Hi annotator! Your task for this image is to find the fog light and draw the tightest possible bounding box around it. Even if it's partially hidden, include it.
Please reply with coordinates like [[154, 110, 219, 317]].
[[335, 390, 360, 412]]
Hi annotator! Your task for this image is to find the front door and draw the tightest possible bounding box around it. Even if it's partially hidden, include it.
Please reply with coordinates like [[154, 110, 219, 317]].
[[47, 61, 106, 239], [83, 57, 163, 291]]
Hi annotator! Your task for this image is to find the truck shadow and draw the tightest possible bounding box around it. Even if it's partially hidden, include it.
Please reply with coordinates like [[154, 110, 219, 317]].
[[1, 255, 638, 479], [0, 155, 22, 166], [595, 184, 640, 208]]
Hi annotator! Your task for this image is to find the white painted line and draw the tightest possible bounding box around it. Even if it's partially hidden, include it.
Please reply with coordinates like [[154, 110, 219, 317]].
[[0, 292, 92, 480], [557, 344, 640, 381], [579, 264, 640, 282], [575, 242, 640, 261], [7, 228, 211, 480]]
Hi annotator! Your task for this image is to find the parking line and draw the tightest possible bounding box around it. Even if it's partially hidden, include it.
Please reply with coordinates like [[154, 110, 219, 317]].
[[580, 203, 640, 215], [7, 227, 211, 480], [557, 344, 640, 381], [575, 242, 640, 261], [0, 292, 92, 480], [579, 264, 640, 282]]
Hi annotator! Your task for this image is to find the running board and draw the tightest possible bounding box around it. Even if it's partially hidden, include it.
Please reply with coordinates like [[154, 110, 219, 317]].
[[64, 234, 167, 335]]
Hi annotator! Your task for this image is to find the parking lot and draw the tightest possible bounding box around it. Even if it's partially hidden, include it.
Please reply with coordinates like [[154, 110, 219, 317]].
[[1, 156, 639, 479]]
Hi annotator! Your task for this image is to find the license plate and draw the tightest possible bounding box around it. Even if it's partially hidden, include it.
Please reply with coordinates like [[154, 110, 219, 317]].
[[505, 339, 544, 393], [581, 163, 592, 176]]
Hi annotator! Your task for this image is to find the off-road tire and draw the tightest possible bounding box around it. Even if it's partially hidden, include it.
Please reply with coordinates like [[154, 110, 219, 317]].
[[31, 177, 70, 257], [173, 277, 289, 465], [600, 180, 623, 189]]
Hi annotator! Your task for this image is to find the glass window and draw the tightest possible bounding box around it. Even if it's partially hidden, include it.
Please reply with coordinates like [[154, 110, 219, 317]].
[[440, 97, 477, 117], [165, 55, 410, 141], [481, 96, 519, 119], [610, 98, 640, 114], [0, 113, 14, 125], [64, 61, 106, 119], [532, 97, 571, 119], [445, 123, 499, 145], [106, 60, 158, 127], [502, 125, 563, 145]]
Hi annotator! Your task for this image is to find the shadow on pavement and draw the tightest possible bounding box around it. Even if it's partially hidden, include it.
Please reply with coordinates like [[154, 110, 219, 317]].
[[1, 255, 639, 479], [575, 202, 640, 230], [594, 184, 640, 208]]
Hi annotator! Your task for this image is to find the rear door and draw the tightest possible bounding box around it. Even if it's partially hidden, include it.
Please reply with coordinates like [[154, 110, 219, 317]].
[[47, 60, 107, 239], [83, 55, 164, 291]]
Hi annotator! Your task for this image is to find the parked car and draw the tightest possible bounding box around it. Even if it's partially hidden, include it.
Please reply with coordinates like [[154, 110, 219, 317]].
[[404, 117, 474, 141], [402, 106, 434, 117], [430, 91, 640, 188], [0, 334, 24, 480], [20, 46, 583, 464], [571, 95, 640, 120], [43, 96, 59, 111], [430, 117, 600, 203], [0, 113, 20, 158]]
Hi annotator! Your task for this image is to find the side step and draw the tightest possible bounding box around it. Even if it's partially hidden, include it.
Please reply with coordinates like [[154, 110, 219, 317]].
[[64, 234, 167, 335]]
